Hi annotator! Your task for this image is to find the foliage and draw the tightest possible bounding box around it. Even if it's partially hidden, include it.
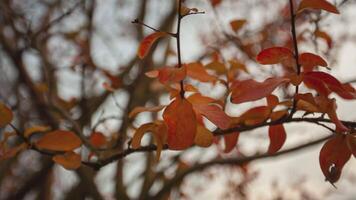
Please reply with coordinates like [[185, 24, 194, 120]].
[[1, 0, 356, 199]]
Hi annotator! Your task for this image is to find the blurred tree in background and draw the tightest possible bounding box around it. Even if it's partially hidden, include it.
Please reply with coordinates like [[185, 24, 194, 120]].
[[1, 0, 356, 199]]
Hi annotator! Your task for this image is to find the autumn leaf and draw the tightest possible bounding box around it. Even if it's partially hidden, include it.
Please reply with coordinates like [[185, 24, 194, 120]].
[[303, 71, 356, 99], [193, 104, 231, 130], [186, 62, 217, 82], [266, 95, 279, 109], [138, 32, 168, 59], [205, 61, 226, 75], [315, 97, 349, 132], [194, 125, 214, 147], [256, 47, 294, 65], [145, 66, 186, 84], [90, 132, 107, 148], [35, 130, 82, 151], [297, 0, 340, 14], [211, 0, 222, 7], [346, 134, 356, 157], [315, 30, 332, 48], [187, 93, 224, 107], [53, 151, 81, 170], [24, 126, 51, 138], [131, 121, 167, 160], [129, 105, 165, 119], [223, 132, 239, 153], [319, 135, 351, 185], [230, 19, 247, 32], [0, 102, 13, 128], [163, 97, 197, 150], [299, 52, 328, 71], [231, 77, 289, 104], [0, 143, 28, 161], [234, 106, 271, 126], [268, 124, 287, 154]]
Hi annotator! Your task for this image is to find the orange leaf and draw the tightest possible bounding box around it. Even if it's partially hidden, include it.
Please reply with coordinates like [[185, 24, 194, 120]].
[[230, 19, 247, 32], [131, 121, 167, 160], [316, 97, 349, 132], [237, 106, 271, 126], [0, 143, 28, 161], [268, 124, 287, 154], [315, 30, 332, 48], [256, 47, 294, 65], [35, 130, 82, 151], [298, 0, 339, 14], [163, 97, 197, 150], [138, 32, 167, 59], [270, 110, 289, 121], [0, 102, 13, 128], [193, 104, 231, 130], [224, 132, 239, 153], [319, 135, 351, 185], [129, 105, 165, 119], [187, 93, 223, 107], [186, 62, 217, 82], [205, 61, 226, 75], [231, 77, 289, 104], [299, 52, 328, 71], [90, 132, 106, 148], [53, 151, 81, 170], [194, 125, 214, 147], [146, 66, 186, 84], [24, 125, 51, 138], [229, 59, 248, 72]]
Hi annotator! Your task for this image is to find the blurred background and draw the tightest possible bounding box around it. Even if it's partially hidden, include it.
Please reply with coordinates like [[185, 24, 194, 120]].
[[1, 0, 356, 199]]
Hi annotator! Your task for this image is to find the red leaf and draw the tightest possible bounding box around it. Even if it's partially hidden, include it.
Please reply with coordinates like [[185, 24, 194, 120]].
[[303, 74, 330, 97], [231, 77, 289, 104], [256, 47, 294, 65], [224, 132, 239, 153], [346, 134, 356, 157], [303, 71, 356, 99], [163, 97, 197, 150], [90, 132, 106, 148], [138, 32, 167, 59], [193, 104, 231, 130], [298, 0, 340, 14], [299, 52, 328, 71], [266, 95, 279, 108], [211, 0, 222, 7], [319, 135, 351, 185], [268, 124, 287, 154]]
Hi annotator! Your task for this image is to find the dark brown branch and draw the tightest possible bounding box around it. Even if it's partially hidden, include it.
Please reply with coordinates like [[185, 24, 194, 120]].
[[289, 0, 302, 116], [83, 115, 356, 169], [151, 134, 332, 199]]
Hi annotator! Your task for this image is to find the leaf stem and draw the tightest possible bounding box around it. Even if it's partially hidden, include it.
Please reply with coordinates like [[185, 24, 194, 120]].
[[176, 0, 185, 98], [289, 0, 301, 116]]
